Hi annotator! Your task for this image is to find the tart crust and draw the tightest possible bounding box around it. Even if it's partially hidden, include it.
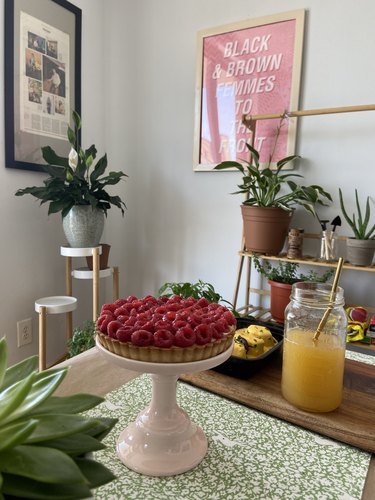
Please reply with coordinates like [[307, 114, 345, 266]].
[[96, 327, 235, 363]]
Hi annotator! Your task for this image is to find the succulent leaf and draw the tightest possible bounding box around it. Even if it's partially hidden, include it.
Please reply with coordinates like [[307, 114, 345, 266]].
[[22, 414, 100, 444], [0, 445, 87, 484], [36, 433, 106, 456], [0, 338, 117, 498], [2, 355, 38, 391], [0, 373, 35, 421], [2, 369, 67, 425], [75, 457, 116, 488], [29, 393, 104, 415], [2, 474, 92, 499], [0, 420, 38, 452]]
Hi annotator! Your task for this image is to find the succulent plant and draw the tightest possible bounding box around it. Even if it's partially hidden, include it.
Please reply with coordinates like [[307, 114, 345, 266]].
[[0, 337, 117, 499], [339, 188, 375, 240]]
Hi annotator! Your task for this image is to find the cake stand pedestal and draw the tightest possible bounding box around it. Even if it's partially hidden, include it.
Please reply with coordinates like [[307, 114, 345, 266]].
[[96, 339, 233, 476]]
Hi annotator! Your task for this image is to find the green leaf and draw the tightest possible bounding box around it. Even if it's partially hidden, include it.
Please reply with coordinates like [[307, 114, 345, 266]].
[[0, 420, 38, 451], [29, 393, 104, 416], [35, 433, 106, 456], [75, 457, 116, 488], [0, 372, 35, 421], [90, 154, 108, 182], [2, 355, 38, 390], [214, 161, 244, 172], [67, 127, 76, 146], [0, 445, 87, 484], [83, 417, 118, 440], [2, 473, 92, 499], [72, 110, 81, 131], [2, 368, 67, 425], [23, 414, 99, 443], [41, 146, 69, 168]]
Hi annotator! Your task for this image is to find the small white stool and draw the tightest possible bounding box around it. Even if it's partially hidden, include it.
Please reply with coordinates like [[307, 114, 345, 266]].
[[35, 296, 78, 371]]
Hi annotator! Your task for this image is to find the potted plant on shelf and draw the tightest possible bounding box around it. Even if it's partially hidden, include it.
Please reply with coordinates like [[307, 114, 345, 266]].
[[15, 111, 128, 248], [214, 124, 332, 256], [252, 255, 334, 323], [0, 337, 117, 499], [339, 188, 375, 266]]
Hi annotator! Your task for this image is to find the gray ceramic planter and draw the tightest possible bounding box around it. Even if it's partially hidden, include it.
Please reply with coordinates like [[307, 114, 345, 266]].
[[346, 238, 375, 266], [62, 206, 104, 248]]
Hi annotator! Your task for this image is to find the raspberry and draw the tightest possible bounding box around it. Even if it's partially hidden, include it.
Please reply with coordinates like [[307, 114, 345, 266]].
[[116, 315, 129, 324], [174, 327, 196, 347], [194, 324, 212, 345], [126, 295, 138, 303], [164, 310, 177, 321], [131, 329, 154, 347], [155, 306, 168, 314], [197, 297, 210, 308], [223, 310, 236, 326], [211, 326, 223, 340], [116, 326, 135, 342], [207, 303, 221, 311], [154, 329, 174, 348], [175, 310, 190, 321], [188, 313, 203, 328], [114, 298, 128, 307], [97, 314, 113, 334], [173, 319, 188, 330], [155, 320, 174, 333], [114, 306, 128, 317], [101, 303, 117, 314], [124, 317, 137, 326], [107, 320, 124, 338], [214, 318, 227, 334], [168, 295, 183, 303], [141, 321, 155, 333], [166, 302, 181, 312]]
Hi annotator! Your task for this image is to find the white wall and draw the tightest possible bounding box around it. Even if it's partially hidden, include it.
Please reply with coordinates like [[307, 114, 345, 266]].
[[2, 0, 375, 364], [105, 0, 375, 309]]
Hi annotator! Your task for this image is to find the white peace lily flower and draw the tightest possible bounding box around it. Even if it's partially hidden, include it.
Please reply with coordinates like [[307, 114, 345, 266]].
[[68, 147, 78, 170]]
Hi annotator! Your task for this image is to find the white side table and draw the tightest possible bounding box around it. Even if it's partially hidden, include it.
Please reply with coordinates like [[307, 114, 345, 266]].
[[35, 296, 78, 371]]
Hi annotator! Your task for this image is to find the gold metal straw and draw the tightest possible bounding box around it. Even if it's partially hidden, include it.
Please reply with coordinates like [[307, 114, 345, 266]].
[[313, 257, 344, 341]]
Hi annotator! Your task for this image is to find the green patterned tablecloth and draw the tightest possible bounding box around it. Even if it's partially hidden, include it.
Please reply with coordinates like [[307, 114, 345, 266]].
[[86, 349, 375, 500]]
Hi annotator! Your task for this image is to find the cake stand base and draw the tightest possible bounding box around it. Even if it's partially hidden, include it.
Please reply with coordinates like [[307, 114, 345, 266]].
[[96, 339, 233, 476]]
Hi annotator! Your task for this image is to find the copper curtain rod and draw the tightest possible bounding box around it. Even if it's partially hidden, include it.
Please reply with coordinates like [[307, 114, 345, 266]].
[[242, 103, 375, 125]]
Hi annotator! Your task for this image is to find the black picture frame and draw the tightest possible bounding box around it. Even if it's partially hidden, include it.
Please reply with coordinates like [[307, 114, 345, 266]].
[[4, 0, 82, 172]]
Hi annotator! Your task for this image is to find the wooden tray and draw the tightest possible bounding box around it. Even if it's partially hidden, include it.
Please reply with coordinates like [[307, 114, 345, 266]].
[[180, 354, 375, 453]]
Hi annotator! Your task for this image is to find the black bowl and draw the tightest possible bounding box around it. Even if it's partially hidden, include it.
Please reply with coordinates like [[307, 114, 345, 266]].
[[213, 317, 284, 379]]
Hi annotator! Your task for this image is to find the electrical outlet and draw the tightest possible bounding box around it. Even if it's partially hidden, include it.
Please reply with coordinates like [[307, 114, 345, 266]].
[[17, 318, 33, 347]]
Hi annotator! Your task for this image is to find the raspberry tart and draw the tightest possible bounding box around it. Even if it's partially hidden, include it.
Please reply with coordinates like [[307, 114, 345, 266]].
[[96, 295, 236, 363]]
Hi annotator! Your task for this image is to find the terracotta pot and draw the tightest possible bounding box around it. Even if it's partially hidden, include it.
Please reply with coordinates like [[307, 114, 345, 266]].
[[346, 238, 375, 266], [86, 243, 111, 270], [268, 279, 292, 323], [241, 205, 294, 255]]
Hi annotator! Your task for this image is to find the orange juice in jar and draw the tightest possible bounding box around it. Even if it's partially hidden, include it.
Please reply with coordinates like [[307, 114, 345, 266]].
[[281, 283, 347, 412]]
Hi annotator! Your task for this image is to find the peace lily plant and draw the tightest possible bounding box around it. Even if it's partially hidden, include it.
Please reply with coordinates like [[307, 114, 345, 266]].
[[15, 111, 127, 218], [0, 337, 117, 499]]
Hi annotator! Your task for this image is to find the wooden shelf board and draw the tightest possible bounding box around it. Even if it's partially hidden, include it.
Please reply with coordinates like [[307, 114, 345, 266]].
[[239, 251, 375, 272]]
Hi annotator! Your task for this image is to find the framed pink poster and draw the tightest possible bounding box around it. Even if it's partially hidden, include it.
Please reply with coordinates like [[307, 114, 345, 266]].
[[193, 10, 305, 171]]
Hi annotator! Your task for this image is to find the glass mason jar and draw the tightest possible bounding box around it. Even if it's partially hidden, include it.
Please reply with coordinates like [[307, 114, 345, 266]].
[[281, 282, 348, 412]]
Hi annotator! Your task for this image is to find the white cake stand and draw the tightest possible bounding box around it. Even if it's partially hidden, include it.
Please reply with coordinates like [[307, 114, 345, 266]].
[[96, 338, 233, 476]]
